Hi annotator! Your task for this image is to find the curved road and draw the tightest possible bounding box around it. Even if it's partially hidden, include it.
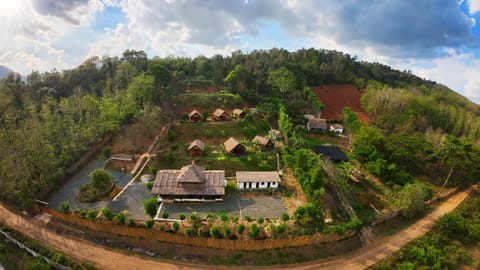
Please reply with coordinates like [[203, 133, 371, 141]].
[[0, 189, 471, 270]]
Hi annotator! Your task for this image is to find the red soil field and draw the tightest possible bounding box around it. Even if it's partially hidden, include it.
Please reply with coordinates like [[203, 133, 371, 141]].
[[313, 84, 370, 123]]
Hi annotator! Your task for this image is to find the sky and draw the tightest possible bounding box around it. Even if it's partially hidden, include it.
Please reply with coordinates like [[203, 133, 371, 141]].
[[0, 0, 480, 102]]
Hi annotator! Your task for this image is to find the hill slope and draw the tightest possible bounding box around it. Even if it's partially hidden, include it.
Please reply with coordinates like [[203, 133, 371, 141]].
[[0, 65, 14, 79]]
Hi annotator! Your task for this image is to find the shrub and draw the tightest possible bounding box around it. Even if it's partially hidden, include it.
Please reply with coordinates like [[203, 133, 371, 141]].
[[159, 225, 165, 232], [162, 212, 170, 219], [210, 226, 222, 238], [220, 213, 229, 222], [179, 214, 186, 221], [281, 213, 290, 222], [148, 165, 158, 175], [172, 222, 180, 232], [197, 228, 204, 237], [101, 207, 115, 221], [101, 146, 112, 159], [143, 198, 158, 219], [86, 210, 97, 221], [245, 215, 253, 222], [190, 213, 198, 221], [127, 219, 136, 227], [237, 224, 246, 234], [59, 201, 70, 213], [275, 223, 287, 235], [222, 225, 231, 238], [249, 224, 260, 239], [145, 182, 153, 190], [145, 219, 154, 229], [257, 217, 264, 224], [184, 228, 193, 236], [115, 212, 126, 225]]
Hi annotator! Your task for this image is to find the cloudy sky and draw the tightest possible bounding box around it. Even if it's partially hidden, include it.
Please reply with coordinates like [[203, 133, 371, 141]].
[[1, 0, 479, 102]]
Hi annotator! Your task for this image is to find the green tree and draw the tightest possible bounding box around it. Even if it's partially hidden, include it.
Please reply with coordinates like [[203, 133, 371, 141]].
[[395, 183, 431, 219], [143, 198, 158, 219], [268, 67, 296, 97], [60, 201, 70, 213], [89, 169, 112, 189], [172, 222, 180, 232], [236, 224, 246, 234]]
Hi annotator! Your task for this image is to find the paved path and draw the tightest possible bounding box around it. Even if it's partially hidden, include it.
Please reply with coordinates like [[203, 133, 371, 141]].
[[0, 188, 471, 270]]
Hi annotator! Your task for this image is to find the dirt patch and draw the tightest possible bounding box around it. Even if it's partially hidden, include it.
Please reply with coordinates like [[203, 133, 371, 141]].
[[282, 170, 308, 215], [313, 84, 370, 123]]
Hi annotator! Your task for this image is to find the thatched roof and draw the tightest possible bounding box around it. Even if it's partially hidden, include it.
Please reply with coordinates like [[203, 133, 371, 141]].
[[308, 118, 327, 130], [253, 135, 270, 146], [188, 110, 201, 117], [188, 139, 205, 151], [213, 108, 226, 117], [236, 171, 281, 183], [151, 163, 225, 196], [232, 109, 244, 116], [224, 137, 243, 152]]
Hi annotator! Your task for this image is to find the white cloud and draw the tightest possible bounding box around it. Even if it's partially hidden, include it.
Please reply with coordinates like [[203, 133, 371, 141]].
[[468, 0, 480, 13]]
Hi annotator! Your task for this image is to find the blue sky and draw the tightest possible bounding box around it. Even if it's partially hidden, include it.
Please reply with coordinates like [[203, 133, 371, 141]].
[[0, 0, 479, 103]]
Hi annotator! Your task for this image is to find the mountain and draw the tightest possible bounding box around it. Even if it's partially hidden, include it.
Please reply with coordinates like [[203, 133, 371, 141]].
[[0, 65, 14, 79]]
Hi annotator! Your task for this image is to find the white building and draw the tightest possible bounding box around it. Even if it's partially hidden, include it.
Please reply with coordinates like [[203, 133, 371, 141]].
[[330, 123, 344, 134], [236, 171, 281, 190]]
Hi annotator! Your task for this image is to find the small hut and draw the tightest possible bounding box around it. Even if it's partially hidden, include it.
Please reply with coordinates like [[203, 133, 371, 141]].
[[188, 139, 205, 157], [232, 109, 246, 118], [188, 110, 202, 122], [223, 137, 246, 156], [253, 135, 272, 149], [213, 108, 228, 121], [330, 124, 344, 134]]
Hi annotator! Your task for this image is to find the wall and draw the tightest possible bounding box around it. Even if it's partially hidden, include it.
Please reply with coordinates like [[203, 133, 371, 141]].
[[42, 207, 357, 251]]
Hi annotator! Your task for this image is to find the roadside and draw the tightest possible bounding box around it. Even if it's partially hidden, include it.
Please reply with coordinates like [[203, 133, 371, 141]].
[[0, 187, 470, 270]]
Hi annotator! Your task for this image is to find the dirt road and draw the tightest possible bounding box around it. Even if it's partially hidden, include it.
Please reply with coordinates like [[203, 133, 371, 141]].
[[0, 189, 470, 270]]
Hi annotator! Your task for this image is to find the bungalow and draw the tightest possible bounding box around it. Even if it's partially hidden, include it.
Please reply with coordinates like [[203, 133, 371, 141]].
[[188, 139, 205, 157], [307, 118, 327, 131], [253, 135, 272, 148], [236, 171, 281, 190], [330, 124, 344, 134], [151, 161, 226, 201], [188, 110, 202, 122], [232, 109, 246, 118], [213, 108, 228, 121], [224, 137, 246, 156]]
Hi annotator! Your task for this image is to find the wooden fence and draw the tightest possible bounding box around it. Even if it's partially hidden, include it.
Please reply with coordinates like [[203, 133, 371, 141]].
[[42, 207, 357, 251]]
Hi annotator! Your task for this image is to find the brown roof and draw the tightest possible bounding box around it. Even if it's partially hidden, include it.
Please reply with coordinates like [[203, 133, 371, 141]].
[[236, 171, 281, 183], [224, 137, 243, 152], [213, 108, 226, 117], [188, 139, 205, 151], [188, 110, 201, 117], [304, 114, 315, 120], [308, 118, 327, 130], [151, 164, 225, 196], [233, 109, 244, 115], [253, 135, 270, 146]]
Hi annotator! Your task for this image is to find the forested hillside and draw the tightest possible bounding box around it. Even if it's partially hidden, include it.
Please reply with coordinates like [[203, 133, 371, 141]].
[[0, 48, 479, 210]]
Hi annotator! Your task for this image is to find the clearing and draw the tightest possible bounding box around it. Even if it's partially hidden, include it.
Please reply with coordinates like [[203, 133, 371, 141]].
[[313, 84, 370, 123]]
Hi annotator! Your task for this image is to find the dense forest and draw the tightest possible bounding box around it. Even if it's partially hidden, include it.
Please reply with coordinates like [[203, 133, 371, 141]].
[[0, 47, 479, 211]]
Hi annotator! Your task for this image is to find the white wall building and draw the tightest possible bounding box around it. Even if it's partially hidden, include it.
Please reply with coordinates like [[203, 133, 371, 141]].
[[236, 171, 281, 190]]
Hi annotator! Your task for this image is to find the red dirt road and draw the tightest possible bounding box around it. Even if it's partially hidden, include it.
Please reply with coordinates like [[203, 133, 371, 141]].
[[0, 189, 470, 270], [313, 84, 370, 123]]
